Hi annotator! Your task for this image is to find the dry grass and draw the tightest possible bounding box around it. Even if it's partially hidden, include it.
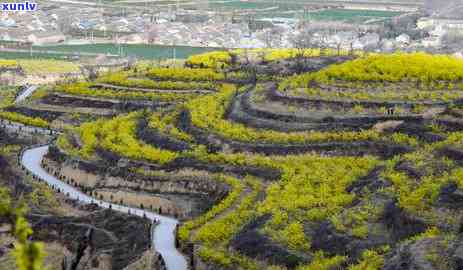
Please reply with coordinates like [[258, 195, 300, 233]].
[[123, 250, 154, 270], [373, 120, 404, 133]]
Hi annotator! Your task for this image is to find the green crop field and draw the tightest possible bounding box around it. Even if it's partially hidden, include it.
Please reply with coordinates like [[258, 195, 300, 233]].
[[32, 44, 220, 60]]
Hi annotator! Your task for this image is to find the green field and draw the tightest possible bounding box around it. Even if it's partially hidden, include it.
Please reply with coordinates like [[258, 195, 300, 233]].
[[253, 8, 402, 22], [31, 44, 220, 60], [0, 51, 77, 60], [109, 0, 402, 23], [207, 0, 402, 23], [0, 44, 220, 60]]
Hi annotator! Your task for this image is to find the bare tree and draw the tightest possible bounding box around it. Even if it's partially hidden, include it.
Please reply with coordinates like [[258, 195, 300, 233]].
[[316, 30, 331, 56], [243, 48, 250, 65], [346, 28, 360, 56], [263, 30, 273, 48], [263, 27, 284, 48], [127, 55, 137, 69], [291, 27, 317, 72]]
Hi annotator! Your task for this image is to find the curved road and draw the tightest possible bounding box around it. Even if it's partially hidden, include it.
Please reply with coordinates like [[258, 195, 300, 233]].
[[15, 85, 38, 103], [21, 145, 187, 270]]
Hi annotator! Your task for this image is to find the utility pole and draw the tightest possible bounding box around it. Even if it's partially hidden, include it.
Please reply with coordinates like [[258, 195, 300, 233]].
[[172, 42, 176, 62]]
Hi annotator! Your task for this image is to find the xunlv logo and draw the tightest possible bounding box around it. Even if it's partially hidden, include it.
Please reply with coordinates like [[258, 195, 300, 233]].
[[1, 1, 37, 11]]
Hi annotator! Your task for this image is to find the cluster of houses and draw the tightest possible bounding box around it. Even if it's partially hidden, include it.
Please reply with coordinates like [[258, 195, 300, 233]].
[[0, 0, 294, 49], [0, 4, 399, 51], [417, 17, 463, 48], [0, 0, 462, 53], [0, 9, 65, 45], [0, 2, 149, 45]]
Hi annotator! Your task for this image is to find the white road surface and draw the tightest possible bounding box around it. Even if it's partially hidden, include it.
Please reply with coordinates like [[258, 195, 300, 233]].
[[21, 145, 188, 270], [15, 85, 38, 103]]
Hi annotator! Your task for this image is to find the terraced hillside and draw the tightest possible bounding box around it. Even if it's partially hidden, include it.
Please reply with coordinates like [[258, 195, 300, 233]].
[[4, 49, 463, 270], [0, 127, 158, 270]]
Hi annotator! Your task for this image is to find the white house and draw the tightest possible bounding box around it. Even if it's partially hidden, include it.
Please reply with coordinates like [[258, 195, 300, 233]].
[[396, 33, 411, 46], [27, 31, 65, 45], [454, 51, 463, 58], [0, 18, 16, 27], [353, 33, 380, 50]]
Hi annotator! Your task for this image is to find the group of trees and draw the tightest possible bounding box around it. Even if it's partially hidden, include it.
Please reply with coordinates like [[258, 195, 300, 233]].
[[186, 48, 351, 69], [290, 22, 362, 59]]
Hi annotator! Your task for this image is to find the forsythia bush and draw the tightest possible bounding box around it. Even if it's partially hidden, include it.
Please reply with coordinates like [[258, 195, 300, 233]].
[[197, 247, 232, 267], [0, 111, 49, 128], [194, 177, 261, 246], [76, 112, 178, 164], [0, 59, 19, 68], [381, 129, 463, 216], [187, 48, 358, 68], [55, 82, 199, 102], [178, 175, 244, 241], [296, 252, 346, 270], [98, 72, 216, 90], [302, 86, 463, 102], [348, 250, 384, 270], [148, 111, 194, 142], [257, 154, 377, 250], [260, 48, 350, 62], [280, 52, 463, 91], [0, 87, 18, 108], [186, 51, 232, 69], [146, 67, 225, 82], [0, 188, 45, 270]]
